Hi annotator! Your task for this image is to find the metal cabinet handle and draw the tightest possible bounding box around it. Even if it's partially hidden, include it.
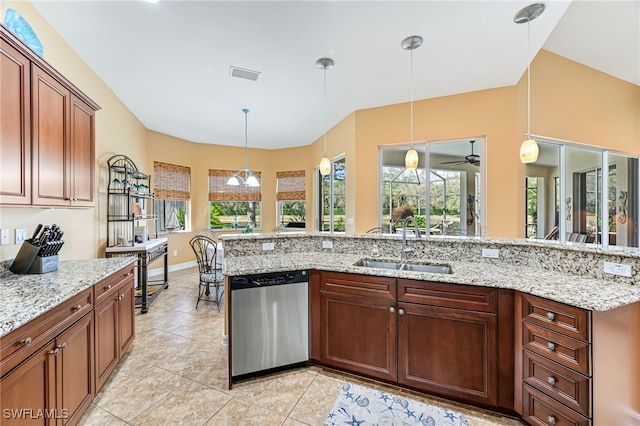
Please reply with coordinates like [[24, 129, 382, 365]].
[[73, 304, 82, 311], [389, 306, 395, 313], [398, 308, 405, 316], [49, 348, 59, 356], [547, 376, 556, 386], [56, 343, 67, 350], [547, 415, 556, 425], [546, 312, 555, 321], [20, 337, 32, 346], [547, 342, 556, 351], [105, 284, 112, 290]]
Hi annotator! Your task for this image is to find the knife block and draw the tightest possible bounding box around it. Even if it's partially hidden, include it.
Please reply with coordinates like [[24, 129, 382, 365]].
[[27, 255, 59, 274], [9, 241, 39, 274]]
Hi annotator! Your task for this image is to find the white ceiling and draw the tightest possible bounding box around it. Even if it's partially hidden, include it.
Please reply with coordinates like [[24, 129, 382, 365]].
[[27, 0, 639, 150]]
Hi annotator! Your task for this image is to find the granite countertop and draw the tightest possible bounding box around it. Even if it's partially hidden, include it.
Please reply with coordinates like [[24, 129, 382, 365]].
[[224, 252, 640, 312], [0, 257, 137, 337]]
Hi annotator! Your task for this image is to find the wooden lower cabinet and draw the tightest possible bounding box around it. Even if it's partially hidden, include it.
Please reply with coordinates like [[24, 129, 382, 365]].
[[0, 313, 93, 426], [320, 290, 397, 382], [397, 302, 498, 406], [95, 275, 135, 392]]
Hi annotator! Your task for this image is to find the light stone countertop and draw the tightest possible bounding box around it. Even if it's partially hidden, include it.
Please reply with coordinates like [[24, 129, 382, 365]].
[[0, 257, 137, 337], [223, 252, 640, 312]]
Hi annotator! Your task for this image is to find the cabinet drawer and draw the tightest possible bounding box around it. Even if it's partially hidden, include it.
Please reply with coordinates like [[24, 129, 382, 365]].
[[523, 294, 590, 342], [95, 264, 134, 306], [523, 384, 590, 426], [523, 323, 590, 375], [523, 350, 591, 417], [320, 271, 395, 300], [398, 279, 497, 312], [1, 287, 93, 377]]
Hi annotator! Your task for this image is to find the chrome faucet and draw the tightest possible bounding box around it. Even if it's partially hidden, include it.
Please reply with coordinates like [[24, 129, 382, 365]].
[[401, 216, 420, 262]]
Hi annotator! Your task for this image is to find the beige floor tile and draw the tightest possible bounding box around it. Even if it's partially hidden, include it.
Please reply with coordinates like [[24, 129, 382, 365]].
[[77, 404, 127, 426], [204, 398, 286, 426], [93, 359, 188, 422], [131, 380, 232, 426], [289, 374, 343, 425], [231, 368, 315, 416], [282, 418, 309, 426]]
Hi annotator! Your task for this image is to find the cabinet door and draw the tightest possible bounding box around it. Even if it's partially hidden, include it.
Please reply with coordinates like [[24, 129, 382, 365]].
[[397, 302, 498, 407], [320, 291, 397, 382], [0, 39, 31, 205], [0, 341, 57, 425], [69, 96, 94, 206], [57, 313, 94, 426], [118, 281, 135, 355], [94, 296, 119, 392], [31, 65, 70, 206]]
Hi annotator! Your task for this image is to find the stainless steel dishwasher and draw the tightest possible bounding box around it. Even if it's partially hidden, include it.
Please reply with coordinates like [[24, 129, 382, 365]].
[[230, 270, 308, 379]]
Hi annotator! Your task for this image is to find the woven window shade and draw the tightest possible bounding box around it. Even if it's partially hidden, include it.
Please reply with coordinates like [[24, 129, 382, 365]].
[[276, 170, 306, 201], [153, 161, 191, 200], [209, 169, 262, 202]]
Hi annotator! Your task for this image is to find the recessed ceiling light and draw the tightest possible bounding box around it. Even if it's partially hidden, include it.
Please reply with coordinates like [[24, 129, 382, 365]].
[[229, 66, 261, 82], [143, 0, 159, 4]]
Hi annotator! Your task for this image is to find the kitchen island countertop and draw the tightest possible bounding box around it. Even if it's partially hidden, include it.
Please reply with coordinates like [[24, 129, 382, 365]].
[[224, 252, 640, 312], [0, 257, 138, 337]]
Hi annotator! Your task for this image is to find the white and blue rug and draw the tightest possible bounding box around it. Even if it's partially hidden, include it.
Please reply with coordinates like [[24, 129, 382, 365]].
[[324, 383, 469, 426]]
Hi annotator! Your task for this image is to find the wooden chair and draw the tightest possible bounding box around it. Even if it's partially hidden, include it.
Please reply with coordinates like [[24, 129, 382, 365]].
[[189, 235, 223, 310]]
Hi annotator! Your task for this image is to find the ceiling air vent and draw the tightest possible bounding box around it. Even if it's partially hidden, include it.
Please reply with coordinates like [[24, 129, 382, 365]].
[[230, 66, 261, 82]]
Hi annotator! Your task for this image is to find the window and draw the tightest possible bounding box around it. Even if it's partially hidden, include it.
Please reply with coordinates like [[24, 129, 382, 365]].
[[430, 170, 464, 235], [153, 161, 190, 232], [525, 177, 539, 238], [276, 170, 306, 229], [317, 157, 346, 232], [209, 169, 261, 230]]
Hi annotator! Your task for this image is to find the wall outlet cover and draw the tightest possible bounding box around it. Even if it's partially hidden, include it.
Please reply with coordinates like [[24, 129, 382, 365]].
[[322, 240, 333, 249], [482, 248, 500, 258], [0, 229, 10, 245], [603, 261, 632, 277], [15, 228, 28, 244], [262, 242, 275, 251]]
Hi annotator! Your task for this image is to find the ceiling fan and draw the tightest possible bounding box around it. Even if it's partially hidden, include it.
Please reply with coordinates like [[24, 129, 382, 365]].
[[440, 140, 480, 167]]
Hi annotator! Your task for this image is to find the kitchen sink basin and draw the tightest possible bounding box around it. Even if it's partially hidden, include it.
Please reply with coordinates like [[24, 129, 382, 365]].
[[354, 259, 452, 274]]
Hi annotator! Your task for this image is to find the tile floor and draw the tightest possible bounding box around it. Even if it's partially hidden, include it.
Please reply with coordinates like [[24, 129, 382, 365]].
[[78, 267, 524, 425]]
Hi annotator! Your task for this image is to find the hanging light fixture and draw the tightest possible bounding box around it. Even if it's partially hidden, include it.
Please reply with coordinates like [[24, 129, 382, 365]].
[[316, 57, 334, 176], [515, 3, 545, 163], [401, 35, 423, 170], [227, 108, 260, 187]]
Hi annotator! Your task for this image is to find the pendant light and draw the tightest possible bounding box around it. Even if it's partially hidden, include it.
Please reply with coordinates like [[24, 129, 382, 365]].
[[401, 35, 423, 170], [227, 108, 260, 187], [515, 3, 545, 164], [316, 57, 334, 176]]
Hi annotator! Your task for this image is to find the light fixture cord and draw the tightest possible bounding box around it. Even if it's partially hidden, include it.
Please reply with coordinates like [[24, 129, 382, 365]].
[[244, 110, 249, 172], [410, 46, 414, 148], [323, 64, 328, 157], [527, 19, 531, 140]]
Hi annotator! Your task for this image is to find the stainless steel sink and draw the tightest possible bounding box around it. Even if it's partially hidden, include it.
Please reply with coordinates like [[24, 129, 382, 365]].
[[354, 259, 452, 274]]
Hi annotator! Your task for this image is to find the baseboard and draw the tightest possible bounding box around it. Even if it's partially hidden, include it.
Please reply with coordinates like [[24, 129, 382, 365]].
[[148, 260, 196, 277]]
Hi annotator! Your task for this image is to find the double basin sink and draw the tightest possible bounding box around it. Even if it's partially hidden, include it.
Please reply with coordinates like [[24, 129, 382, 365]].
[[354, 258, 452, 274]]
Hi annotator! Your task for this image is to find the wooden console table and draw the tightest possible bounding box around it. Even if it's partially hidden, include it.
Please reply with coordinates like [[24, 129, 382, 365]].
[[106, 238, 169, 313]]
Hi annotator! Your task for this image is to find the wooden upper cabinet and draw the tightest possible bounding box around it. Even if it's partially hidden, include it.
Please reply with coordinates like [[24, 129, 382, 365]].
[[0, 25, 99, 207], [0, 37, 31, 205]]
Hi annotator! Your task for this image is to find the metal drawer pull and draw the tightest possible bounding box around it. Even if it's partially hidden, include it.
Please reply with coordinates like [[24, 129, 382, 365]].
[[56, 343, 67, 350], [547, 342, 556, 351], [73, 304, 82, 311], [105, 284, 112, 290], [389, 306, 395, 313], [547, 415, 556, 425], [546, 312, 555, 321], [547, 376, 556, 386], [398, 308, 405, 315], [49, 348, 59, 356], [20, 337, 32, 346]]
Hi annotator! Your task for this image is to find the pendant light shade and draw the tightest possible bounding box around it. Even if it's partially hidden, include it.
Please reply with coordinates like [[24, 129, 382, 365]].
[[227, 108, 260, 187], [515, 3, 545, 164], [316, 57, 334, 176], [401, 35, 423, 170]]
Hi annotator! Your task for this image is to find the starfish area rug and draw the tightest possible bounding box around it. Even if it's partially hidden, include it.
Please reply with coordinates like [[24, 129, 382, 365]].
[[324, 383, 469, 426]]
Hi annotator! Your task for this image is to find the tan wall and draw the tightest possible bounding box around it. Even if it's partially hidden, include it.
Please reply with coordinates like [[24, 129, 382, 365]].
[[1, 0, 638, 262], [0, 1, 147, 261]]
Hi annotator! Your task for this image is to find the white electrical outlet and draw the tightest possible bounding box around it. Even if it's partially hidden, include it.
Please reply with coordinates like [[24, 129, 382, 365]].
[[15, 228, 28, 244], [322, 240, 333, 249], [603, 261, 632, 277], [173, 250, 178, 256], [347, 218, 354, 226], [0, 229, 10, 245], [482, 248, 500, 258], [262, 242, 275, 251]]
